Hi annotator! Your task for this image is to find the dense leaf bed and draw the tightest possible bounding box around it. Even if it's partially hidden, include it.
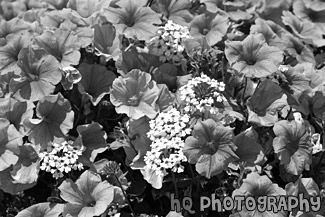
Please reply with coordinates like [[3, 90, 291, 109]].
[[0, 0, 325, 217]]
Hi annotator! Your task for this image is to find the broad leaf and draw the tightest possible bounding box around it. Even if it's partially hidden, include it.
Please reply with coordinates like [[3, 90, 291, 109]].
[[10, 46, 62, 102], [74, 122, 108, 167], [77, 62, 116, 106], [34, 29, 81, 67], [93, 22, 116, 55], [16, 203, 64, 217], [234, 127, 266, 167], [151, 0, 193, 26], [23, 93, 74, 151], [116, 46, 160, 74], [247, 80, 288, 126]]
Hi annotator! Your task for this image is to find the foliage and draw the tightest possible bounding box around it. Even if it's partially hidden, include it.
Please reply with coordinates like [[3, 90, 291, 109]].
[[1, 0, 325, 216]]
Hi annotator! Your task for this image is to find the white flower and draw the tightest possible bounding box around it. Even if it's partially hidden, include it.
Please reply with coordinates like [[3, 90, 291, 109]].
[[179, 74, 227, 115], [39, 141, 84, 179], [149, 20, 190, 65], [144, 108, 191, 177]]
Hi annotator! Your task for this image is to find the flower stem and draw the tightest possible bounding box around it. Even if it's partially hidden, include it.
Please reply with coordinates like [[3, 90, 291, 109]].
[[114, 175, 136, 217], [171, 171, 179, 199], [241, 77, 248, 104]]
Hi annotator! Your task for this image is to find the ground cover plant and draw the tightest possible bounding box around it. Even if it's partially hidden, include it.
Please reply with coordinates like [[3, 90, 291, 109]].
[[0, 0, 325, 216]]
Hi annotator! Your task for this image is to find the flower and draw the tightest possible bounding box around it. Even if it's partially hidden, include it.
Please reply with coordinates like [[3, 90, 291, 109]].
[[232, 172, 287, 217], [110, 69, 160, 120], [60, 66, 82, 91], [179, 74, 226, 115], [144, 108, 192, 177], [149, 20, 190, 65], [293, 0, 325, 32], [190, 12, 229, 47], [104, 0, 161, 41], [39, 141, 84, 179], [303, 0, 325, 11], [59, 170, 115, 217], [225, 33, 283, 78], [183, 119, 238, 178], [273, 120, 313, 175]]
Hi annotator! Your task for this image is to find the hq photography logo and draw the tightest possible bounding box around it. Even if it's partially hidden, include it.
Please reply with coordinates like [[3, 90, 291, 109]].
[[170, 193, 322, 214]]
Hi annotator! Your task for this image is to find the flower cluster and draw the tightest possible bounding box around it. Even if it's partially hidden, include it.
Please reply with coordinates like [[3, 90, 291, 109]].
[[149, 20, 190, 65], [144, 108, 191, 177], [39, 141, 84, 179], [179, 74, 227, 114]]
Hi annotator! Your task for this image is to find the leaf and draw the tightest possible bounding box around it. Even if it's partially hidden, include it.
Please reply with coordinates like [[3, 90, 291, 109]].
[[273, 120, 313, 175], [34, 29, 81, 67], [127, 117, 152, 168], [247, 80, 288, 126], [16, 203, 64, 217], [151, 0, 193, 26], [10, 144, 39, 184], [0, 118, 22, 171], [234, 127, 266, 167], [93, 22, 116, 55], [156, 84, 175, 112], [77, 62, 116, 106], [10, 46, 62, 102], [151, 63, 178, 91], [74, 122, 108, 167], [116, 45, 160, 74], [104, 0, 161, 41], [23, 93, 74, 151], [0, 97, 34, 133], [225, 34, 283, 78], [183, 119, 238, 178]]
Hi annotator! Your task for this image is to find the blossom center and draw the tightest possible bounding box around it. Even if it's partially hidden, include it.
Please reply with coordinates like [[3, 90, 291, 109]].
[[202, 28, 209, 35], [127, 95, 140, 106]]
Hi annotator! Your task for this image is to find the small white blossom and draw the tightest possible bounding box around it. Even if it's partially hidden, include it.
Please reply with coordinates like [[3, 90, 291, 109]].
[[39, 141, 84, 179], [144, 108, 192, 177], [149, 20, 190, 65], [179, 74, 227, 115]]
